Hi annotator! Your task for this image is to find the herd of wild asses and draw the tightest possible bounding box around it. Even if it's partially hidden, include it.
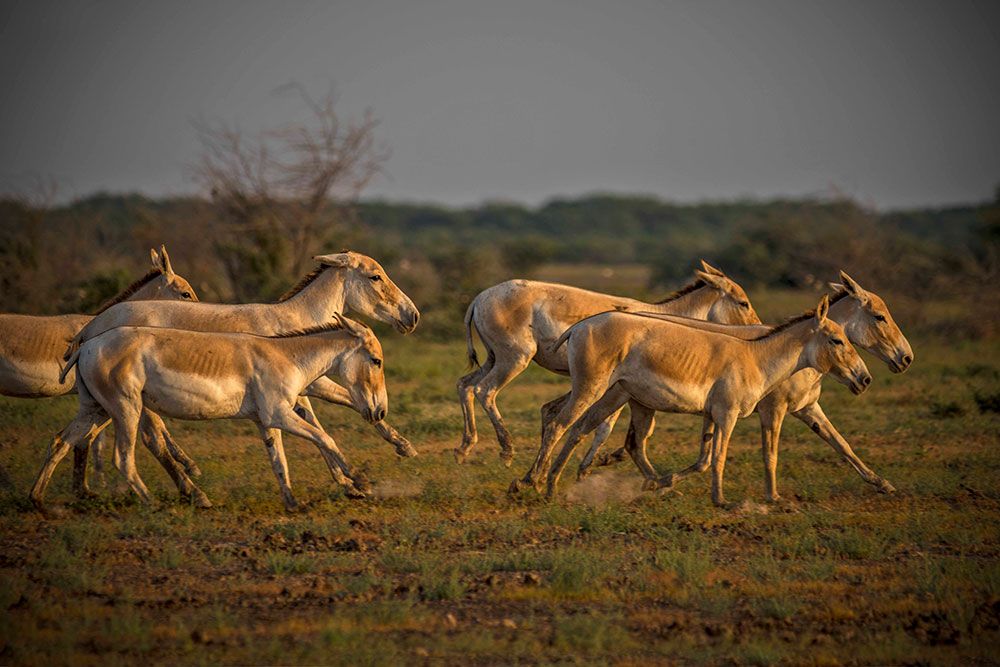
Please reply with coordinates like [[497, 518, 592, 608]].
[[0, 246, 912, 514]]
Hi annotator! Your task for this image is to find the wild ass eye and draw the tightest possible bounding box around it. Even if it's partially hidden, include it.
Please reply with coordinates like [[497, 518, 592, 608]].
[[181, 292, 193, 299], [369, 275, 382, 282], [874, 314, 887, 323], [372, 358, 382, 368], [830, 338, 845, 346], [739, 300, 749, 309]]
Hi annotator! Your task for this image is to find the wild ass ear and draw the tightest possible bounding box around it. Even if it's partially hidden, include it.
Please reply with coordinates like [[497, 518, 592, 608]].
[[158, 245, 174, 276], [313, 252, 355, 269], [838, 271, 869, 305], [815, 294, 830, 325], [335, 313, 370, 339], [694, 270, 730, 291], [699, 260, 726, 277]]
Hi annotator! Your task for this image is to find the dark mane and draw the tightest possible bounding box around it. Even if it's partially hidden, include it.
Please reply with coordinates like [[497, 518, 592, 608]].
[[277, 265, 328, 302], [828, 288, 851, 305], [90, 268, 163, 315], [751, 309, 818, 340], [654, 278, 707, 305], [269, 321, 346, 338]]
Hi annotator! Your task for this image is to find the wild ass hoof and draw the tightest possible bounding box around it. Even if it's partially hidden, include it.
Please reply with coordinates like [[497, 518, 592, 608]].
[[395, 442, 418, 458], [191, 489, 213, 509], [508, 478, 529, 495], [73, 488, 99, 500], [352, 471, 372, 494], [344, 485, 367, 500], [641, 478, 659, 492], [185, 463, 203, 478], [453, 449, 468, 464], [877, 479, 896, 494], [576, 466, 591, 481]]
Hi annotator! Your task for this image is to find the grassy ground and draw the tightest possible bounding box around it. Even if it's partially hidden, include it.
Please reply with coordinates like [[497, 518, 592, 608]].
[[1, 287, 999, 665]]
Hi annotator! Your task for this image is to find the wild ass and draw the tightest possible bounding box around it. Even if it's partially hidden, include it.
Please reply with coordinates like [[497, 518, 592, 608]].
[[577, 272, 913, 500], [456, 261, 761, 464], [509, 295, 871, 506], [0, 246, 199, 491], [31, 315, 385, 510], [50, 251, 419, 505]]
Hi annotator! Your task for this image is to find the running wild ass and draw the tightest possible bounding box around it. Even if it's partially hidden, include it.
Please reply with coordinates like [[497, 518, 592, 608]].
[[31, 315, 385, 510], [456, 261, 761, 465], [47, 251, 419, 506], [0, 246, 198, 490], [577, 272, 912, 500], [509, 295, 871, 506]]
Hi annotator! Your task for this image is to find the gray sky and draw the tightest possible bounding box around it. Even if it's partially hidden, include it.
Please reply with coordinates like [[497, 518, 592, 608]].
[[1, 0, 998, 209]]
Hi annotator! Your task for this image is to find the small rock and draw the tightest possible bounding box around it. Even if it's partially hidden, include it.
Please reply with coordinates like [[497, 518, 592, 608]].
[[522, 572, 541, 586], [502, 618, 517, 630], [445, 613, 458, 628], [414, 647, 429, 657]]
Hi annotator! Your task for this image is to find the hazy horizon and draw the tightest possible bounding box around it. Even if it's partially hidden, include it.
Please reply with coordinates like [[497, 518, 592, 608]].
[[2, 1, 999, 211]]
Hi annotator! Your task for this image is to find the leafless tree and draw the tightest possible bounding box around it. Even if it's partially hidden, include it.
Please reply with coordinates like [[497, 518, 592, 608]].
[[191, 84, 389, 300]]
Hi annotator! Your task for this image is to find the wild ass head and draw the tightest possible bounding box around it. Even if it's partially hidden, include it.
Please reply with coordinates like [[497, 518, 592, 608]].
[[93, 245, 198, 314], [313, 252, 420, 334], [696, 260, 762, 326], [803, 295, 872, 395], [829, 271, 913, 373], [331, 313, 389, 424]]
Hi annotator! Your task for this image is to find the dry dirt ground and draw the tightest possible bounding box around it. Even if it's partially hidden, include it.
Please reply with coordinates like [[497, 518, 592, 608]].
[[1, 290, 999, 665]]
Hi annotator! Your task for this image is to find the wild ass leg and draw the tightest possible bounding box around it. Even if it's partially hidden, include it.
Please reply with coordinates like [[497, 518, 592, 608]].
[[108, 402, 152, 504], [30, 408, 110, 510], [709, 411, 739, 507], [469, 346, 535, 465], [138, 413, 212, 508], [72, 428, 102, 498], [792, 402, 895, 493], [304, 377, 417, 457], [143, 411, 202, 477], [653, 418, 716, 491], [757, 400, 788, 502], [539, 391, 629, 481], [455, 360, 490, 462], [619, 402, 661, 484], [267, 406, 367, 499], [510, 373, 607, 494], [546, 386, 631, 498], [576, 405, 629, 479], [256, 425, 300, 510]]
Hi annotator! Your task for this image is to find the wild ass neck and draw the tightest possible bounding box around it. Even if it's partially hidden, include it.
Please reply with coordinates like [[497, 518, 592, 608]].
[[646, 285, 717, 318], [274, 330, 357, 385], [746, 320, 819, 399], [272, 268, 348, 326]]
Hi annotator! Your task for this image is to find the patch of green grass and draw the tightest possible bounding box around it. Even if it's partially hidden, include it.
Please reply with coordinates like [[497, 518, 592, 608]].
[[262, 549, 316, 575], [550, 611, 628, 653]]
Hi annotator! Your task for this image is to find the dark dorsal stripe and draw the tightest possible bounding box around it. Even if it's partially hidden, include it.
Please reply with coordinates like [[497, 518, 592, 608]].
[[91, 268, 164, 315], [654, 278, 707, 305], [751, 309, 818, 340]]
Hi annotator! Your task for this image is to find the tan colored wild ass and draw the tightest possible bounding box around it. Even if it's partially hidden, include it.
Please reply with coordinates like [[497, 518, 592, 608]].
[[509, 295, 871, 506], [31, 315, 385, 510], [456, 262, 761, 464], [49, 251, 419, 505], [577, 272, 912, 500], [0, 247, 199, 491]]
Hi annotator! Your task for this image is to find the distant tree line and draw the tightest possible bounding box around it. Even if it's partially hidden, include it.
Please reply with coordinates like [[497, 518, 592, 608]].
[[1, 190, 997, 338]]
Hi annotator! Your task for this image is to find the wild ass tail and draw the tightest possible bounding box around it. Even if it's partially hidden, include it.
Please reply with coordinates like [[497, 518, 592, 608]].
[[58, 348, 81, 385], [463, 300, 479, 369], [552, 326, 574, 354]]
